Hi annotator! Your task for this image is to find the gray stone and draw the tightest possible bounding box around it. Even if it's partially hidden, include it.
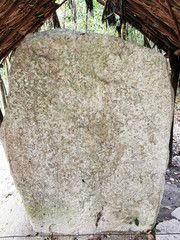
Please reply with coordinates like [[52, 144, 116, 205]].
[[171, 207, 180, 221], [1, 29, 173, 234], [156, 219, 180, 240], [157, 184, 180, 222]]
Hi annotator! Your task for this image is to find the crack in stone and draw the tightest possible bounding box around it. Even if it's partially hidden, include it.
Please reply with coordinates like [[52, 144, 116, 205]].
[[31, 48, 54, 61], [96, 209, 103, 228], [49, 223, 56, 232]]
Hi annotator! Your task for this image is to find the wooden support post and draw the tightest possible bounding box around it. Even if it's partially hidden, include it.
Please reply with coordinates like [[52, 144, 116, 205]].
[[0, 110, 3, 127], [52, 11, 61, 29], [168, 50, 180, 168], [143, 36, 151, 48], [169, 118, 174, 168]]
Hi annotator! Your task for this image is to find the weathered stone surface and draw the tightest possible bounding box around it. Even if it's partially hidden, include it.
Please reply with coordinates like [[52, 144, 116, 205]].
[[0, 141, 35, 238], [1, 29, 173, 234], [156, 219, 180, 240], [171, 207, 180, 221]]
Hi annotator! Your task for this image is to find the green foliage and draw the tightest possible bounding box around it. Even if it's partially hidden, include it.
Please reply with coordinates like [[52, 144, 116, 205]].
[[128, 26, 144, 46], [55, 0, 144, 46], [56, 0, 117, 35], [0, 67, 5, 81]]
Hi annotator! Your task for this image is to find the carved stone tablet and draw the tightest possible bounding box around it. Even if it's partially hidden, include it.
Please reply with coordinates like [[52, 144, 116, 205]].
[[1, 30, 173, 234]]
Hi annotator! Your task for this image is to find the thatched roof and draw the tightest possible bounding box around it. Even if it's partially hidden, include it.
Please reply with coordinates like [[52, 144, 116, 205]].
[[0, 0, 59, 61], [126, 0, 180, 51], [0, 0, 179, 62], [100, 0, 180, 52]]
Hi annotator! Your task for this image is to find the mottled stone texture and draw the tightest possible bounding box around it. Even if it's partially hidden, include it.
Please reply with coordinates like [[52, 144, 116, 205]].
[[1, 30, 173, 234]]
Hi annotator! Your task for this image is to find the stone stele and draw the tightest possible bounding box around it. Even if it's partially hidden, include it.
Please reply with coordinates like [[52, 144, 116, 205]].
[[1, 29, 173, 234]]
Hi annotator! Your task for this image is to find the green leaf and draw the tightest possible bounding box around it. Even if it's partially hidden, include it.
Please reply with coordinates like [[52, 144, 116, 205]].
[[134, 218, 139, 226]]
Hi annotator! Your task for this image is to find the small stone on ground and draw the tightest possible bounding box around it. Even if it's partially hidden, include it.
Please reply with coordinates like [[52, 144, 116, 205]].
[[171, 207, 180, 221], [156, 219, 180, 240]]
